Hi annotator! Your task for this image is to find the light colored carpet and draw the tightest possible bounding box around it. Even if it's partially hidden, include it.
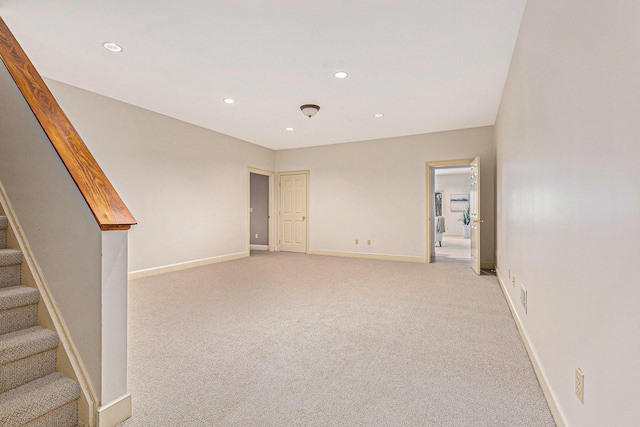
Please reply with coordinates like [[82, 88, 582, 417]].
[[435, 235, 471, 261], [120, 252, 554, 427]]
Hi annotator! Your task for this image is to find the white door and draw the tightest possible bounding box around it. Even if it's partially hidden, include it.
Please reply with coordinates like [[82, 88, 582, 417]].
[[279, 173, 307, 253], [469, 157, 481, 274]]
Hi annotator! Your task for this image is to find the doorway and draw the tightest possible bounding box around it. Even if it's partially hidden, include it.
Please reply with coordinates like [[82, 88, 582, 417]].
[[426, 158, 481, 274], [248, 168, 275, 253], [277, 171, 309, 253], [433, 167, 472, 262]]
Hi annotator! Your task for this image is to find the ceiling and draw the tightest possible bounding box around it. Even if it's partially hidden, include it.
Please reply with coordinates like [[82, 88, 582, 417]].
[[0, 1, 525, 150]]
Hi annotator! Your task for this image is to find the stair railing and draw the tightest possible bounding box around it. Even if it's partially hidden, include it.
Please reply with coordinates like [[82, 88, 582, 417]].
[[0, 17, 136, 231]]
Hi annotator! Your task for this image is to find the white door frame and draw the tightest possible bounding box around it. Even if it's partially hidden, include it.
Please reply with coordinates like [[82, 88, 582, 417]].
[[248, 167, 275, 252], [277, 170, 309, 253], [426, 159, 474, 264]]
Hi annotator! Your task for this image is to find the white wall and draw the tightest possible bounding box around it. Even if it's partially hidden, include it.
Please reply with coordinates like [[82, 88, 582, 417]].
[[276, 126, 494, 262], [434, 173, 471, 236], [46, 79, 275, 272], [495, 1, 640, 426]]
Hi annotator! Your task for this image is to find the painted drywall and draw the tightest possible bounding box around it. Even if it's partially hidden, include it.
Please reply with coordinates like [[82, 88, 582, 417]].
[[0, 64, 104, 397], [494, 0, 640, 425], [46, 79, 276, 272], [250, 173, 269, 245], [434, 173, 471, 236], [276, 126, 495, 262]]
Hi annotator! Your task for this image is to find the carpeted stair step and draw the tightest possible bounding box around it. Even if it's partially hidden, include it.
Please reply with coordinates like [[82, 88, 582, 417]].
[[0, 286, 39, 335], [0, 372, 80, 427], [0, 248, 22, 288], [0, 326, 58, 393], [0, 216, 7, 249]]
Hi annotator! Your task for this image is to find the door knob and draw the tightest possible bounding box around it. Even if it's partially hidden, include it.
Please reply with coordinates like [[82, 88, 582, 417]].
[[303, 216, 306, 221], [473, 219, 484, 223]]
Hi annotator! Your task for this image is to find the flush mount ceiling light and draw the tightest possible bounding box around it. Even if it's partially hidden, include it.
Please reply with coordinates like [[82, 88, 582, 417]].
[[102, 42, 122, 52], [334, 71, 348, 79], [374, 113, 384, 118], [223, 98, 235, 104], [300, 104, 320, 118]]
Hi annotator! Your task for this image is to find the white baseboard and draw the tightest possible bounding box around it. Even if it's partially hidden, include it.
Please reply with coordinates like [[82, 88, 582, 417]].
[[308, 249, 425, 264], [250, 244, 268, 251], [97, 393, 131, 427], [128, 252, 249, 280], [495, 268, 567, 427]]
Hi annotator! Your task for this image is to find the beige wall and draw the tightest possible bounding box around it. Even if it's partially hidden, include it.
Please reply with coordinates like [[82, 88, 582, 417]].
[[46, 79, 276, 272], [495, 0, 640, 425], [0, 64, 104, 399], [276, 126, 495, 262]]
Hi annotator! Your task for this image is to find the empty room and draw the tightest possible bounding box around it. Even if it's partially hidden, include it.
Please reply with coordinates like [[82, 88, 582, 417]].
[[0, 1, 638, 427]]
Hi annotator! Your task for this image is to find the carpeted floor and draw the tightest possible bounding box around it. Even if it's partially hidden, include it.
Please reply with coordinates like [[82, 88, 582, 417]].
[[119, 252, 555, 427], [435, 235, 471, 261]]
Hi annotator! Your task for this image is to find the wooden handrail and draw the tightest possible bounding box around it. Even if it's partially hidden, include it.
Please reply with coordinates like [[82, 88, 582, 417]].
[[0, 17, 136, 231]]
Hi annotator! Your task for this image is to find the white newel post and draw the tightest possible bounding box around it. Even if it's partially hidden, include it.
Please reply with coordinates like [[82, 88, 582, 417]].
[[98, 230, 132, 426]]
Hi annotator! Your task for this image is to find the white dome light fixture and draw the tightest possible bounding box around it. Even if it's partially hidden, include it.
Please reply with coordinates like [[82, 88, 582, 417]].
[[300, 104, 320, 118], [102, 42, 123, 52]]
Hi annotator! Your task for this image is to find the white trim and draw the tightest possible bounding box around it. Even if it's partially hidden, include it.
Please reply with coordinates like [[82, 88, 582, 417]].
[[308, 249, 425, 264], [128, 251, 248, 280], [97, 393, 132, 427], [250, 244, 269, 251], [0, 181, 98, 427], [496, 268, 567, 427]]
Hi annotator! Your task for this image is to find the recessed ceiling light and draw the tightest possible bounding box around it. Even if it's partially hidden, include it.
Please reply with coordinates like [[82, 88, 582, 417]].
[[374, 113, 384, 118], [223, 98, 235, 104], [286, 127, 294, 131], [102, 42, 122, 52], [334, 71, 348, 79]]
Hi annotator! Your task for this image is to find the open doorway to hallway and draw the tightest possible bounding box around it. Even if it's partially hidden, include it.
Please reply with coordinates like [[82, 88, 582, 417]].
[[434, 166, 472, 262], [248, 168, 275, 254]]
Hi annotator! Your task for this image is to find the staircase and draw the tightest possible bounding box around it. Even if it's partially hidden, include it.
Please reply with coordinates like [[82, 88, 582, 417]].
[[0, 216, 80, 426]]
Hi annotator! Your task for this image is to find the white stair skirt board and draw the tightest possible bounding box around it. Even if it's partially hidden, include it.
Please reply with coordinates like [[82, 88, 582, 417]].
[[308, 249, 425, 264], [496, 268, 567, 427], [128, 252, 249, 280], [250, 245, 269, 251]]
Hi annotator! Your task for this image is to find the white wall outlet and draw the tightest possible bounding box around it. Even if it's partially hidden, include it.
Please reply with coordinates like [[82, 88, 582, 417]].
[[575, 368, 584, 403], [255, 234, 258, 239], [508, 268, 511, 279], [512, 275, 516, 288], [355, 239, 359, 245], [250, 207, 253, 212], [520, 283, 528, 313], [367, 240, 371, 246]]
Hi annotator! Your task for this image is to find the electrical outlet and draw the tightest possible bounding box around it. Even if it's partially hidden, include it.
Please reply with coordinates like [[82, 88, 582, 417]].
[[512, 275, 516, 288], [520, 284, 527, 313], [367, 240, 371, 246], [255, 234, 258, 239], [575, 368, 584, 403], [508, 268, 511, 279], [355, 239, 359, 245]]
